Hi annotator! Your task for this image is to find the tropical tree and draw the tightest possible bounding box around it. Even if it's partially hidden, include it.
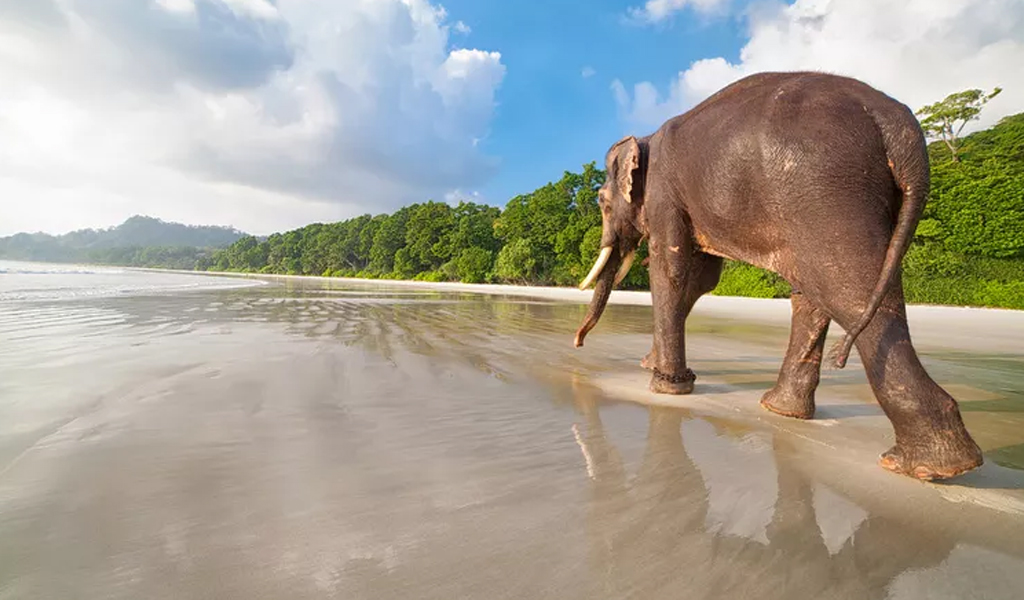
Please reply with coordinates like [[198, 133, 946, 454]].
[[494, 163, 606, 285], [368, 205, 414, 275], [916, 87, 1002, 162], [449, 247, 494, 283], [493, 238, 536, 284], [404, 201, 455, 272]]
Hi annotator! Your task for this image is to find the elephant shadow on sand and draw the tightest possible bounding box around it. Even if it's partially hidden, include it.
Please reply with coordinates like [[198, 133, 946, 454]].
[[568, 385, 963, 600]]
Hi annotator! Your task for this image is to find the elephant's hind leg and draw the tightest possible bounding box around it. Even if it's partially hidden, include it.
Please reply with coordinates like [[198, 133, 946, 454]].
[[855, 299, 982, 480], [812, 274, 982, 480], [761, 291, 830, 419]]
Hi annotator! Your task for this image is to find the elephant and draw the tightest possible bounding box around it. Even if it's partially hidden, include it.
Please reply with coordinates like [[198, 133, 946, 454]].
[[572, 71, 983, 481]]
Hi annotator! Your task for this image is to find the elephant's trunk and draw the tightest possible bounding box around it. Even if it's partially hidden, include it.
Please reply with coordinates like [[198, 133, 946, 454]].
[[574, 250, 622, 348]]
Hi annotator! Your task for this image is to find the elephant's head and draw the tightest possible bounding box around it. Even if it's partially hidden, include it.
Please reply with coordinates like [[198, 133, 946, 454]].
[[574, 135, 648, 348]]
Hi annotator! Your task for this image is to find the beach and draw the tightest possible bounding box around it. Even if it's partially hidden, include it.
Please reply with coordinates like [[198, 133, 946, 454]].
[[2, 260, 1024, 599]]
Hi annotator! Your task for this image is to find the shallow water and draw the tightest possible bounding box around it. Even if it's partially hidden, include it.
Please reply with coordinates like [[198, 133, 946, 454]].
[[2, 264, 1023, 599]]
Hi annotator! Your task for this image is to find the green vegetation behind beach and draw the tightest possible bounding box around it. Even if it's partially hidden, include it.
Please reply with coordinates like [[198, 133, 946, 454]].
[[3, 112, 1021, 310], [198, 111, 1024, 309]]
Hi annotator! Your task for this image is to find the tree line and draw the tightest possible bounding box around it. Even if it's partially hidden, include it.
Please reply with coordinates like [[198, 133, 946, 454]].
[[198, 162, 655, 288], [201, 96, 1022, 309]]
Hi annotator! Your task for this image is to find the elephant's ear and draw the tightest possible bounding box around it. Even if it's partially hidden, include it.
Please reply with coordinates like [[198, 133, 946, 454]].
[[615, 136, 641, 203]]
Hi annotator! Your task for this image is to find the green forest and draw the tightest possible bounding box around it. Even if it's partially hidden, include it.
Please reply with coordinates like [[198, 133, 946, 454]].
[[200, 107, 1024, 310]]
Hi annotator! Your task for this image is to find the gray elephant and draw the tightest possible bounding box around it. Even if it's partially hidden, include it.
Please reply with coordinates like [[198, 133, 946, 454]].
[[572, 71, 982, 481]]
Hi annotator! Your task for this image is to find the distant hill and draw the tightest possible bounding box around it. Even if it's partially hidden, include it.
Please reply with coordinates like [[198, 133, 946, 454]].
[[0, 216, 248, 265]]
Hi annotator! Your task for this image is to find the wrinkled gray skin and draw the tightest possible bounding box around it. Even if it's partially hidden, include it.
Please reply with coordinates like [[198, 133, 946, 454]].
[[574, 71, 983, 481]]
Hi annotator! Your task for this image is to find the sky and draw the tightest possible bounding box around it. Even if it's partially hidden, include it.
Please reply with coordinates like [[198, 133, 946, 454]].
[[1, 0, 1022, 236]]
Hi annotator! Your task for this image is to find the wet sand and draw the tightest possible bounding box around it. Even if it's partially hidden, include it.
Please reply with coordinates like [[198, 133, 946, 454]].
[[2, 273, 1024, 599]]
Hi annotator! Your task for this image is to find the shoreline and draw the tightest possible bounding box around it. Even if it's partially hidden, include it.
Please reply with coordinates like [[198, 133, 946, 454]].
[[7, 257, 1019, 319], [136, 266, 1024, 328]]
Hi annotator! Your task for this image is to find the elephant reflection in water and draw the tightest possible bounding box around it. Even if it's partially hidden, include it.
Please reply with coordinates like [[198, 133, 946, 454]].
[[569, 385, 955, 600]]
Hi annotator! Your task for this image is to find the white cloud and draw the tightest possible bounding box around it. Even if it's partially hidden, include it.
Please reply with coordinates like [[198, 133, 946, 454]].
[[220, 0, 279, 20], [0, 0, 505, 236], [453, 20, 471, 34], [628, 0, 732, 24], [614, 0, 1024, 135], [157, 0, 278, 20], [155, 0, 196, 15], [582, 66, 597, 78]]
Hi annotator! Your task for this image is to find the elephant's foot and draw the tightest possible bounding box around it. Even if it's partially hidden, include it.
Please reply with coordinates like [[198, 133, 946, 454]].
[[640, 350, 656, 371], [649, 368, 696, 395], [878, 439, 983, 481], [760, 384, 815, 420]]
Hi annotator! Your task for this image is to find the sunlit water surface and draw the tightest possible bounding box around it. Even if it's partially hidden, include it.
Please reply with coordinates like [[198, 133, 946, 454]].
[[2, 261, 1023, 599]]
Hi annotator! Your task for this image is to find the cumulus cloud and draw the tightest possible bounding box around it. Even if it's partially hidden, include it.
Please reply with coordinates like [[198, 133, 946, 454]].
[[627, 0, 732, 23], [614, 0, 1024, 135], [0, 0, 505, 235], [582, 66, 597, 79]]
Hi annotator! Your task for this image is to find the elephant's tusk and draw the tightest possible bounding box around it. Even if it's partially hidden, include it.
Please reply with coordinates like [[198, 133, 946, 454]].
[[579, 246, 614, 290], [613, 250, 636, 286]]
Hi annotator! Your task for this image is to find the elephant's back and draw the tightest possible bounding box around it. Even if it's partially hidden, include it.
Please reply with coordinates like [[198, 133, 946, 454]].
[[665, 71, 905, 141], [650, 72, 906, 278], [665, 71, 901, 194]]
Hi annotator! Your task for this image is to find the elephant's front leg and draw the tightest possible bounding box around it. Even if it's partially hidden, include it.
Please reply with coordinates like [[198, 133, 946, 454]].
[[649, 263, 693, 394], [647, 241, 721, 395]]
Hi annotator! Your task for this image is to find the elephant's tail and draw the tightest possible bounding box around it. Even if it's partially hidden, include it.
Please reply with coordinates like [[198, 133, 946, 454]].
[[825, 101, 930, 369]]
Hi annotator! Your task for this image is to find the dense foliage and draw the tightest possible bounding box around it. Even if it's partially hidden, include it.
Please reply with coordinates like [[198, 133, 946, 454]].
[[198, 112, 1022, 309], [4, 112, 1021, 310], [196, 162, 658, 289], [0, 216, 244, 264], [905, 111, 1024, 308]]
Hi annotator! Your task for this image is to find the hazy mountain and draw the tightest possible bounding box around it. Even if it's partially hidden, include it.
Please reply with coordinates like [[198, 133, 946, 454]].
[[0, 216, 248, 264]]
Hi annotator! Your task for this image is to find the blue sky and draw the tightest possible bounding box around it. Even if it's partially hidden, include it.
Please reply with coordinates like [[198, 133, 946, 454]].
[[1, 0, 1021, 236], [442, 0, 747, 204]]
